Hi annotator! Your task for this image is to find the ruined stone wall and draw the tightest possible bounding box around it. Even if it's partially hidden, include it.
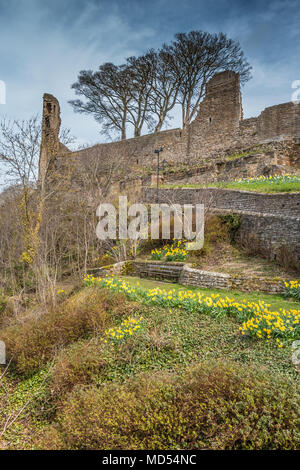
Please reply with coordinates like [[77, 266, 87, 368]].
[[256, 102, 300, 141], [187, 71, 243, 158], [142, 187, 300, 217], [103, 139, 299, 199], [39, 70, 300, 186], [184, 71, 300, 161], [160, 140, 300, 186], [71, 126, 186, 172]]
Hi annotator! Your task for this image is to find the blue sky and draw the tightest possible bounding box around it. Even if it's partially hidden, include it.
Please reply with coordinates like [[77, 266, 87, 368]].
[[0, 0, 299, 147]]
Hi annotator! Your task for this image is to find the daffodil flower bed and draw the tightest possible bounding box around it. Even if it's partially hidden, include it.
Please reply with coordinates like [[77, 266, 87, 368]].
[[100, 315, 144, 345], [162, 173, 300, 192], [234, 174, 299, 185], [222, 174, 300, 193], [84, 275, 300, 348], [151, 248, 163, 260], [151, 240, 188, 262], [284, 280, 300, 302]]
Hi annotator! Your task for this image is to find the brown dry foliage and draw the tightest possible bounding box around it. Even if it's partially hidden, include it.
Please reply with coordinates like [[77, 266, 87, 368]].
[[37, 360, 300, 450], [51, 339, 106, 396], [0, 288, 137, 374]]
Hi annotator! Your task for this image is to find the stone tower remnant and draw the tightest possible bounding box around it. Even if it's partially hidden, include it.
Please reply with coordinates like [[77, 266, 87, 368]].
[[39, 93, 61, 184]]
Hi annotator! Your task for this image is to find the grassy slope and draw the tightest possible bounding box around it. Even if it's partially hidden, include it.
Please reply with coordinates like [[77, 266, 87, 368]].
[[161, 180, 300, 193], [121, 275, 300, 312], [0, 283, 299, 449]]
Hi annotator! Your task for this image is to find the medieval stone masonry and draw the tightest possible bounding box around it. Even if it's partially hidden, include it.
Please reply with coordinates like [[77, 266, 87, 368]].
[[39, 70, 300, 184], [38, 70, 300, 274]]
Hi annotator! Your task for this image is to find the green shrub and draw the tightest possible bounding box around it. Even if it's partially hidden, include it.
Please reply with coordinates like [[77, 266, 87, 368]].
[[178, 362, 299, 449], [0, 288, 136, 374], [38, 361, 300, 450]]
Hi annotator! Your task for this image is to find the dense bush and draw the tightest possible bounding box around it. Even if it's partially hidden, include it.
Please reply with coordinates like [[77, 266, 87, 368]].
[[38, 361, 300, 450], [0, 288, 136, 374], [50, 339, 107, 396]]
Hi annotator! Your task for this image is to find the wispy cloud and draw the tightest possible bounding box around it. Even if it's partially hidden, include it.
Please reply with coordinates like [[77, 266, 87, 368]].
[[0, 0, 299, 146]]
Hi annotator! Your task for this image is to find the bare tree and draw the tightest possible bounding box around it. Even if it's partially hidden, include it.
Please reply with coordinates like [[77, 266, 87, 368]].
[[0, 117, 74, 305], [69, 31, 251, 136], [0, 116, 41, 187], [161, 31, 251, 128], [125, 54, 156, 136], [69, 63, 133, 140], [146, 49, 183, 132]]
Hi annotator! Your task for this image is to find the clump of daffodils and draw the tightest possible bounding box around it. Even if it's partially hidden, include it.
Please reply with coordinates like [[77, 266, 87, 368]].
[[151, 239, 188, 262], [151, 248, 163, 260], [239, 304, 300, 347], [284, 280, 300, 301], [101, 315, 143, 344], [84, 275, 300, 348]]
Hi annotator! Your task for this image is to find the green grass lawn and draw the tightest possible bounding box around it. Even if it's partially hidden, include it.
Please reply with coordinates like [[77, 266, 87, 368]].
[[1, 282, 299, 449], [120, 275, 300, 312], [161, 175, 300, 193]]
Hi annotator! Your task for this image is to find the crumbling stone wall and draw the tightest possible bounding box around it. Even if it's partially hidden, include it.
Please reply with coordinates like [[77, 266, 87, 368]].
[[158, 140, 300, 186], [256, 102, 300, 141], [188, 71, 243, 158], [38, 70, 300, 186]]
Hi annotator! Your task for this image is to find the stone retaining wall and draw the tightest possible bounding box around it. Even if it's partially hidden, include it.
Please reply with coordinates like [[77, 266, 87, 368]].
[[141, 188, 300, 271], [142, 187, 300, 217], [87, 260, 290, 293], [130, 261, 288, 294], [234, 211, 300, 271], [179, 265, 287, 294], [133, 260, 184, 282]]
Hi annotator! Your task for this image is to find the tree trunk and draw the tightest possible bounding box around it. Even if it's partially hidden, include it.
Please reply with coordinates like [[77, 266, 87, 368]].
[[121, 109, 127, 140]]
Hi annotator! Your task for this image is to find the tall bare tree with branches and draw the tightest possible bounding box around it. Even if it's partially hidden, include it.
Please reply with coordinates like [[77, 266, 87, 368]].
[[69, 63, 133, 140], [69, 30, 251, 136], [162, 31, 251, 128], [0, 117, 74, 305]]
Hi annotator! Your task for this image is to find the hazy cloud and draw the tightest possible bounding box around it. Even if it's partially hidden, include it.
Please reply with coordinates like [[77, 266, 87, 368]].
[[0, 0, 299, 147]]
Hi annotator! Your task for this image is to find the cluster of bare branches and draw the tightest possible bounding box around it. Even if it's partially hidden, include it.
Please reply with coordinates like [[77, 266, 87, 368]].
[[0, 115, 128, 306], [69, 30, 251, 140]]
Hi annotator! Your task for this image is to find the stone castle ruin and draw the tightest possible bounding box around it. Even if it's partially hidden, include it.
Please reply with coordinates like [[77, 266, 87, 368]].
[[39, 70, 300, 188], [38, 70, 300, 273]]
